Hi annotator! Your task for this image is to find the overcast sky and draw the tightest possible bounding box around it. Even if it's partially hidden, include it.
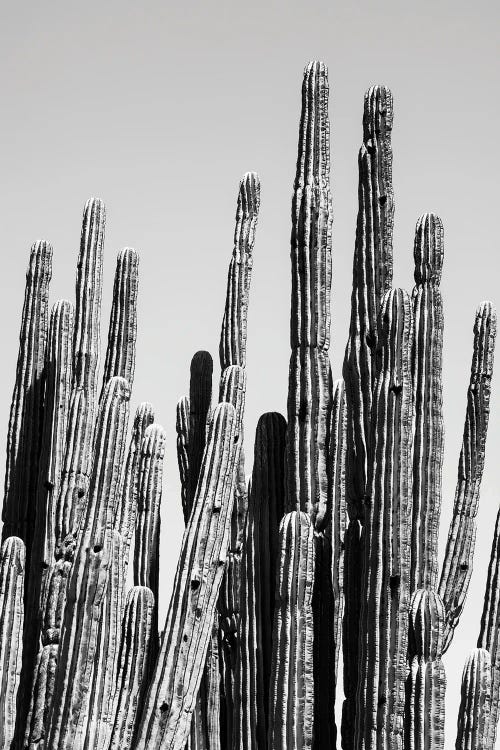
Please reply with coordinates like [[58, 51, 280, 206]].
[[2, 1, 499, 742]]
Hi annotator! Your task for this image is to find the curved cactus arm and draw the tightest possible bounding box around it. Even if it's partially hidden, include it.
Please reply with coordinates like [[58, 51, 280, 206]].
[[1, 241, 52, 548], [116, 401, 155, 564], [134, 402, 239, 750], [342, 84, 394, 523], [267, 511, 315, 750], [219, 172, 260, 371], [108, 586, 155, 750], [456, 648, 492, 750], [46, 376, 130, 750], [411, 214, 445, 593], [286, 60, 332, 522], [186, 351, 213, 520], [83, 529, 125, 750], [477, 504, 500, 749], [176, 396, 190, 524], [438, 302, 497, 650], [235, 412, 286, 749], [406, 590, 446, 750], [55, 197, 106, 557], [329, 378, 347, 680], [101, 247, 139, 393], [0, 537, 25, 749], [356, 288, 414, 750]]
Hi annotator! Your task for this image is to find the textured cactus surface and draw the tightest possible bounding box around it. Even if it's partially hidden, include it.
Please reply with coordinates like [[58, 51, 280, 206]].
[[0, 61, 498, 750]]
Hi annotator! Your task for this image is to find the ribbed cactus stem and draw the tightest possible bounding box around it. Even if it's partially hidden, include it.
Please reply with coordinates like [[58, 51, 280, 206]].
[[55, 198, 106, 557], [2, 241, 52, 550], [46, 376, 130, 749], [25, 643, 58, 749], [134, 402, 239, 750], [108, 586, 155, 750], [176, 396, 190, 524], [235, 412, 286, 749], [411, 214, 444, 593], [219, 172, 260, 370], [286, 60, 332, 521], [455, 648, 492, 750], [356, 288, 414, 750], [117, 401, 155, 565], [83, 529, 125, 750], [101, 247, 139, 392], [133, 423, 166, 660], [268, 511, 315, 750], [0, 537, 25, 749], [439, 302, 497, 650], [343, 84, 394, 522], [478, 504, 500, 749], [406, 589, 446, 750], [186, 351, 213, 520]]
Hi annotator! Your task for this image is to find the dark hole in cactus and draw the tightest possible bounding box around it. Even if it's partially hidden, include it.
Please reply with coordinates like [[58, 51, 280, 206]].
[[41, 561, 49, 570], [195, 607, 202, 618], [183, 634, 188, 642], [160, 702, 169, 713], [44, 479, 54, 491], [460, 562, 468, 571], [191, 578, 200, 591], [389, 574, 400, 594], [390, 383, 402, 395], [93, 544, 102, 553], [379, 194, 387, 205], [77, 488, 85, 499]]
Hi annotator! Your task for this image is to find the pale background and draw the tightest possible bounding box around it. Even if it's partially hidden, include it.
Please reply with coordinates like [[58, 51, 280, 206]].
[[1, 1, 499, 742]]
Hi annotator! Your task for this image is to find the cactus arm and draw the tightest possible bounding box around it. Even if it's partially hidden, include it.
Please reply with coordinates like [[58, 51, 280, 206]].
[[55, 197, 106, 557], [101, 248, 139, 392], [108, 586, 155, 750], [186, 351, 213, 520], [477, 504, 500, 749], [82, 529, 125, 750], [134, 402, 239, 750], [286, 60, 332, 523], [438, 302, 497, 650], [406, 590, 446, 750], [0, 537, 25, 748], [1, 241, 52, 549], [455, 648, 492, 750], [219, 172, 260, 371], [235, 412, 286, 749], [356, 288, 414, 750], [267, 511, 315, 750], [116, 402, 155, 564], [46, 376, 130, 750], [410, 214, 445, 592]]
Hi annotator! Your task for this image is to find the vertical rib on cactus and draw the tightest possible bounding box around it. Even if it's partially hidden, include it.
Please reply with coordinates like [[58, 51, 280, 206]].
[[116, 401, 155, 564], [186, 351, 213, 520], [134, 402, 239, 750], [219, 172, 260, 370], [455, 648, 492, 750], [329, 378, 347, 682], [83, 529, 125, 750], [0, 537, 25, 749], [101, 248, 139, 393], [108, 586, 155, 750], [411, 214, 444, 592], [286, 60, 332, 521], [477, 504, 500, 749], [55, 197, 106, 558], [341, 519, 362, 749], [406, 589, 446, 750], [235, 412, 286, 749], [25, 643, 58, 749], [176, 396, 190, 524], [356, 288, 414, 750], [268, 511, 315, 750], [439, 302, 497, 650], [2, 241, 52, 550], [46, 376, 130, 750]]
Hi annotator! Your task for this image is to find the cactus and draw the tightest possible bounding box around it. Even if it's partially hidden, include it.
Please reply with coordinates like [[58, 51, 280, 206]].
[[0, 59, 499, 750]]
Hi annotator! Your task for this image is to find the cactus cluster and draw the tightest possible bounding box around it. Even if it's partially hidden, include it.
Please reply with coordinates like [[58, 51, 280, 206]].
[[0, 61, 499, 750]]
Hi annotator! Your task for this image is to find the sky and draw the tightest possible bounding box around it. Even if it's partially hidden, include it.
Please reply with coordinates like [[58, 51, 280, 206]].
[[1, 0, 500, 743]]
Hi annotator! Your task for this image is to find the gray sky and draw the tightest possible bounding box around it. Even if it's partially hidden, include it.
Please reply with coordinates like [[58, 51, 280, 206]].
[[2, 0, 500, 742]]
